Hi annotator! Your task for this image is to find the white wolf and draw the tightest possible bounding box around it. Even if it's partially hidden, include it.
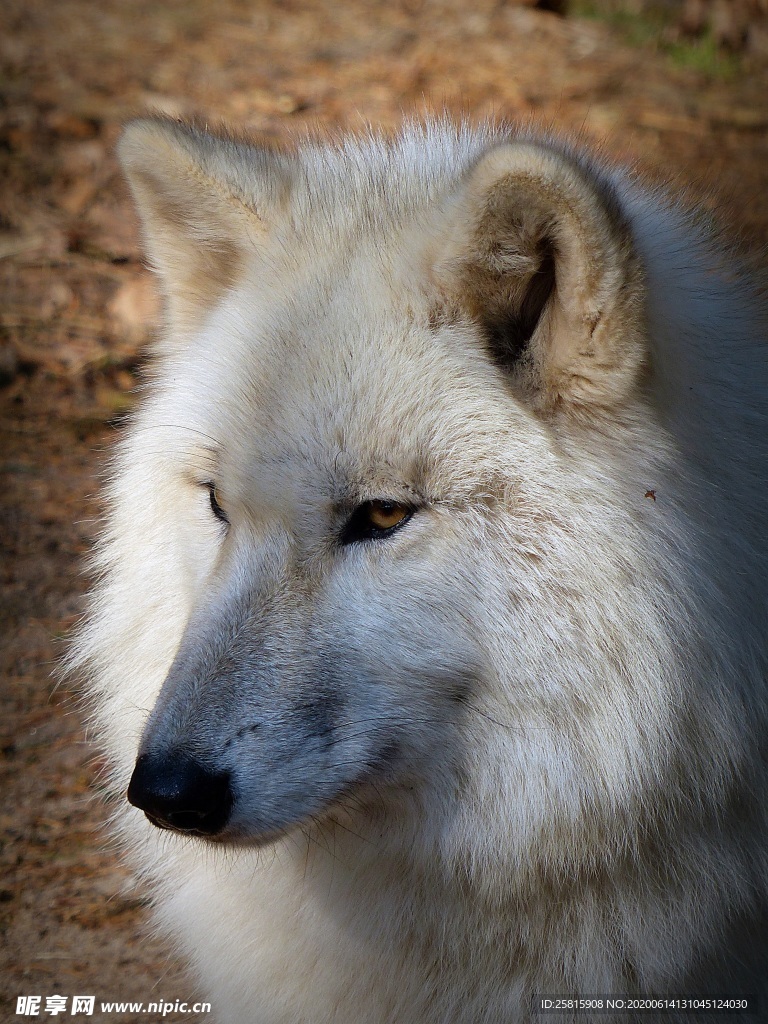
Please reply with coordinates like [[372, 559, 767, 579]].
[[74, 117, 768, 1023]]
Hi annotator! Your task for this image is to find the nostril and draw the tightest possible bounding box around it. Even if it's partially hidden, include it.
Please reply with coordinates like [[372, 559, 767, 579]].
[[127, 750, 233, 836]]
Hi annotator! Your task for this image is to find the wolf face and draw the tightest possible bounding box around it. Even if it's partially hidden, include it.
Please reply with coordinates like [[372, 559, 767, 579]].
[[77, 118, 768, 1013], [117, 119, 663, 853]]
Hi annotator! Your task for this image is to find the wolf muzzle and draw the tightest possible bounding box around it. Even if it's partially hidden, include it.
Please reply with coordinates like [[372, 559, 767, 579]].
[[127, 750, 233, 836]]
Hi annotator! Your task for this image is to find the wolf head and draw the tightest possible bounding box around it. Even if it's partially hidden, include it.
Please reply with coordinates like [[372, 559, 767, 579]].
[[89, 118, 757, 884]]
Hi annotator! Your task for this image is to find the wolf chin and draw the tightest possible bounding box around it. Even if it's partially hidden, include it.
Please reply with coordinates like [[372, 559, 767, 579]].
[[72, 117, 768, 1022]]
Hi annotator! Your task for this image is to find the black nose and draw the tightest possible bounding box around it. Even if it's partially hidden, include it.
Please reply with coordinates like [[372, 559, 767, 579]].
[[127, 750, 233, 836]]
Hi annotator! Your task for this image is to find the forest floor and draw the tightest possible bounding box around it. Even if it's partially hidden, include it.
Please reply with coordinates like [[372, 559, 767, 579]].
[[1, 1, 767, 1020]]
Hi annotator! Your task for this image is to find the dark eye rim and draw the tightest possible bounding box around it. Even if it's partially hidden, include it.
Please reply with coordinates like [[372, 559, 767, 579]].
[[205, 482, 229, 525], [340, 499, 416, 545]]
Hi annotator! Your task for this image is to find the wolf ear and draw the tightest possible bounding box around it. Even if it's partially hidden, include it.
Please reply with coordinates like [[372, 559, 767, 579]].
[[119, 118, 291, 337], [436, 142, 646, 412]]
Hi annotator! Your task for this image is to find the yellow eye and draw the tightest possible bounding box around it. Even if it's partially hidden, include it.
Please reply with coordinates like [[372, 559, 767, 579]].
[[367, 500, 409, 531], [341, 499, 414, 544]]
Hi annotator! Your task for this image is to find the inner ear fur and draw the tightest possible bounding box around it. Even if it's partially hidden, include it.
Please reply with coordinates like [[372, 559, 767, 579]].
[[436, 142, 647, 413], [118, 118, 292, 339]]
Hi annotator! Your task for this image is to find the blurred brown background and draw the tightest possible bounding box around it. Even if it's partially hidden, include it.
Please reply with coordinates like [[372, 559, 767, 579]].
[[2, 1, 767, 1019]]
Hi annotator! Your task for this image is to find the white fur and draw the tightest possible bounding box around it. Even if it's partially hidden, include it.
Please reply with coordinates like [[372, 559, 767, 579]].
[[72, 119, 768, 1023]]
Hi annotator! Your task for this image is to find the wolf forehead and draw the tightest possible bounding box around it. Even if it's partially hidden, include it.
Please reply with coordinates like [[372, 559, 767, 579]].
[[134, 130, 588, 489], [123, 115, 648, 506], [161, 315, 526, 527]]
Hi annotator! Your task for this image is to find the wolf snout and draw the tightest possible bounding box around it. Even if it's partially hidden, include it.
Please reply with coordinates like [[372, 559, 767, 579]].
[[127, 750, 233, 837]]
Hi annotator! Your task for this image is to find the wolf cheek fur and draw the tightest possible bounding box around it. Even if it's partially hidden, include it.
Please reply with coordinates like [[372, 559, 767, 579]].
[[73, 117, 768, 1022]]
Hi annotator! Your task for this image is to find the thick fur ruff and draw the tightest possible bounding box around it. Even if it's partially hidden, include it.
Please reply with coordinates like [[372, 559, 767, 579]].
[[71, 118, 768, 1023]]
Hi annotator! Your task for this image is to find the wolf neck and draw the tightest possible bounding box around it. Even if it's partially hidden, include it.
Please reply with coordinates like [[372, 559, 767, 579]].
[[157, 796, 761, 1021], [243, 816, 722, 994]]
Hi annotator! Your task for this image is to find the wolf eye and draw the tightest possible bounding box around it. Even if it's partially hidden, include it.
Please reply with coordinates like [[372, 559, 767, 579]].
[[206, 483, 229, 525], [341, 500, 413, 544], [368, 501, 410, 531]]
